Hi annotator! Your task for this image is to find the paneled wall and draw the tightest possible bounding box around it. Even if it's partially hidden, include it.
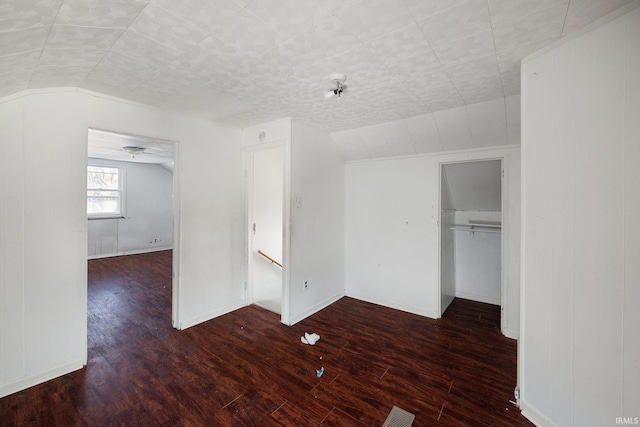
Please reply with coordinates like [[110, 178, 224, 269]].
[[521, 5, 640, 426], [241, 119, 345, 326], [0, 89, 244, 398], [331, 95, 520, 161], [288, 120, 345, 324], [453, 211, 502, 305], [345, 146, 520, 337]]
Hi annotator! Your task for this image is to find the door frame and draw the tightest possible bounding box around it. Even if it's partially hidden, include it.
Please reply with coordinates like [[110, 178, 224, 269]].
[[437, 156, 507, 332], [86, 127, 181, 328], [243, 139, 291, 325]]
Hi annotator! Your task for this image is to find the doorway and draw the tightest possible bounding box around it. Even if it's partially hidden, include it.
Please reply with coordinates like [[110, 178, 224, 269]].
[[439, 159, 503, 321], [246, 145, 284, 315], [87, 128, 179, 325]]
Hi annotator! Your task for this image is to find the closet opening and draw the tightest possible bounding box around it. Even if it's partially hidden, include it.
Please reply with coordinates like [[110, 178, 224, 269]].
[[439, 159, 503, 326]]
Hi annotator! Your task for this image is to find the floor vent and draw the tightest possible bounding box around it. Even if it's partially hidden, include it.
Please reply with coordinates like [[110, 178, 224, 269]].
[[382, 406, 415, 427]]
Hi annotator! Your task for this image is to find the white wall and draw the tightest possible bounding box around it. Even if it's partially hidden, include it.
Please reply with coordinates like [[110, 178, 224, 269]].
[[520, 5, 640, 426], [331, 95, 521, 161], [345, 146, 521, 337], [88, 158, 173, 258], [440, 174, 456, 313], [241, 118, 344, 325], [288, 120, 345, 324], [0, 89, 244, 398], [453, 210, 501, 305]]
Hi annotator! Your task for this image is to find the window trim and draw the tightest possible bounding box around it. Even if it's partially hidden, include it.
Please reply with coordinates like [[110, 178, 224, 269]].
[[87, 163, 126, 220]]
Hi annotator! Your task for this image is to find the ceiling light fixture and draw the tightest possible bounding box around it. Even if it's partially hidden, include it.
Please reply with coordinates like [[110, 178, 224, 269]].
[[122, 146, 146, 157], [324, 73, 347, 100]]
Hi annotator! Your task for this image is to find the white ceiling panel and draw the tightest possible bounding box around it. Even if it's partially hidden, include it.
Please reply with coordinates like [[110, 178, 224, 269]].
[[500, 66, 521, 97], [496, 36, 559, 74], [456, 77, 505, 105], [336, 0, 414, 43], [403, 0, 467, 21], [492, 3, 568, 52], [403, 113, 443, 154], [268, 17, 362, 74], [320, 0, 362, 16], [563, 0, 635, 34], [444, 54, 504, 104], [173, 0, 283, 59], [466, 98, 508, 148], [295, 44, 386, 87], [111, 30, 182, 68], [0, 50, 41, 77], [0, 0, 634, 150], [29, 64, 93, 88], [88, 51, 160, 90], [358, 127, 394, 159], [366, 23, 441, 77], [376, 119, 417, 157], [417, 0, 491, 46], [79, 76, 136, 100], [412, 78, 465, 112], [0, 26, 49, 57], [128, 4, 208, 53], [431, 28, 496, 68], [56, 0, 147, 28], [38, 47, 107, 67], [46, 25, 123, 51], [0, 50, 41, 97], [134, 69, 213, 103], [149, 0, 218, 29], [245, 0, 332, 39], [488, 0, 569, 27], [0, 0, 61, 32], [331, 128, 365, 149], [434, 106, 473, 152]]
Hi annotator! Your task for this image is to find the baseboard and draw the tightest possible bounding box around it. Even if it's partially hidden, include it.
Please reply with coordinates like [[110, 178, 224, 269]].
[[344, 290, 438, 319], [455, 291, 500, 305], [0, 360, 85, 399], [502, 328, 520, 340], [88, 246, 173, 260], [177, 300, 245, 330], [521, 400, 559, 427], [287, 292, 344, 326]]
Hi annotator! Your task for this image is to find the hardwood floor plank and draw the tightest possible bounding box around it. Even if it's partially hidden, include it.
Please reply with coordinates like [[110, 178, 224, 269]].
[[269, 400, 324, 427], [321, 406, 368, 426], [0, 250, 533, 426]]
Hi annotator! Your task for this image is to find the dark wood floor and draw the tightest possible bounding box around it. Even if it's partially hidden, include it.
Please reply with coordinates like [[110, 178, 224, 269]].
[[0, 250, 533, 426]]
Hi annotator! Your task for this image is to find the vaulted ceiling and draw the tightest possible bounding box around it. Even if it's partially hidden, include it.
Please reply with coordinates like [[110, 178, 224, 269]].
[[1, 0, 634, 134]]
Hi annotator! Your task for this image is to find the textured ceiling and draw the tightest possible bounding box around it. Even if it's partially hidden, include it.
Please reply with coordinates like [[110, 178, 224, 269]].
[[0, 0, 635, 132], [88, 128, 174, 165]]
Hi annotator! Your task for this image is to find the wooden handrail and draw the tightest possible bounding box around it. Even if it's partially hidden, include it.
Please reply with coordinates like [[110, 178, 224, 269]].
[[257, 250, 282, 268]]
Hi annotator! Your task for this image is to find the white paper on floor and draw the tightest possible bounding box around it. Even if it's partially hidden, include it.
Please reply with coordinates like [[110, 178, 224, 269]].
[[300, 332, 320, 345]]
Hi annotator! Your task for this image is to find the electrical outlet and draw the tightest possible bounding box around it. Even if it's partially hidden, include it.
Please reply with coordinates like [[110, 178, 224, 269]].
[[303, 279, 309, 291]]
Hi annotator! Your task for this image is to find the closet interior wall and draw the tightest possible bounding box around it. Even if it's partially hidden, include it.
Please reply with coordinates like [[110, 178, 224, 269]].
[[441, 160, 502, 310]]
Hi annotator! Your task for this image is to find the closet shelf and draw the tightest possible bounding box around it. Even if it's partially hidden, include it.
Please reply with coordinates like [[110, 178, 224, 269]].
[[450, 224, 502, 234]]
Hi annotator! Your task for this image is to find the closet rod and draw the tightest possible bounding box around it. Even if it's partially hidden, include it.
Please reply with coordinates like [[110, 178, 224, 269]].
[[449, 225, 501, 234]]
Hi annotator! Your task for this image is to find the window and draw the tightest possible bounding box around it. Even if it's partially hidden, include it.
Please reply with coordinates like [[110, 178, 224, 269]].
[[87, 165, 124, 218]]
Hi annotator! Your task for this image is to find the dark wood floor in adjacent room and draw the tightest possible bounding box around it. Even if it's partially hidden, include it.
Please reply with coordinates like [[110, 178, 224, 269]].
[[0, 250, 533, 426]]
